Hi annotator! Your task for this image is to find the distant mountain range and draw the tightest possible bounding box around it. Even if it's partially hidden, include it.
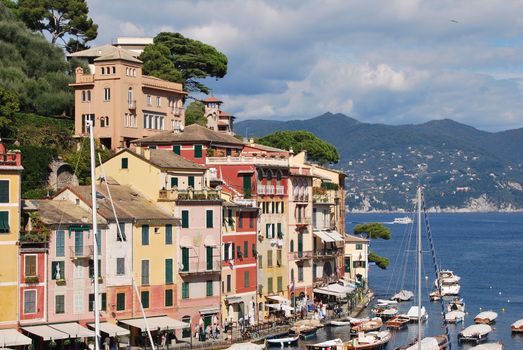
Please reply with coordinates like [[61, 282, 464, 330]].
[[236, 113, 523, 211]]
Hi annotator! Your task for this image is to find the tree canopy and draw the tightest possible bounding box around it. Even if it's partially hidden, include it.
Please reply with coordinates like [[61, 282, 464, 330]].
[[257, 130, 340, 164], [353, 222, 391, 270], [0, 87, 19, 129], [139, 32, 228, 94], [14, 0, 98, 52], [184, 101, 207, 126]]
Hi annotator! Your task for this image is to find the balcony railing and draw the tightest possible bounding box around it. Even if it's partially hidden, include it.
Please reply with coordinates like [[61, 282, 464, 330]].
[[313, 248, 342, 259], [206, 156, 289, 167], [172, 107, 184, 116], [233, 198, 257, 207], [289, 250, 313, 260], [313, 275, 340, 285], [128, 100, 136, 109], [179, 259, 221, 275], [275, 185, 285, 195], [257, 185, 266, 195], [159, 188, 221, 201], [296, 217, 312, 226], [266, 185, 275, 195], [69, 245, 94, 259], [294, 194, 309, 202]]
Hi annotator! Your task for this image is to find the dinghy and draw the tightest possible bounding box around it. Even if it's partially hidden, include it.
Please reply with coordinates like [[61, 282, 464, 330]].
[[371, 304, 398, 319], [396, 335, 449, 350], [351, 317, 383, 333], [346, 330, 392, 350], [445, 310, 465, 324], [446, 297, 465, 312], [511, 319, 523, 333], [266, 334, 300, 347], [385, 315, 410, 330], [474, 311, 498, 324], [458, 324, 492, 344]]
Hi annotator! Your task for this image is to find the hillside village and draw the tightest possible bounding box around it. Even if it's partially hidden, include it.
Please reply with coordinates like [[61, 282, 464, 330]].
[[0, 38, 370, 348]]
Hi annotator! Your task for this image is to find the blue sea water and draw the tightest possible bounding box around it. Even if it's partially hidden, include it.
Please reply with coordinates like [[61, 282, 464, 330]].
[[296, 212, 523, 349]]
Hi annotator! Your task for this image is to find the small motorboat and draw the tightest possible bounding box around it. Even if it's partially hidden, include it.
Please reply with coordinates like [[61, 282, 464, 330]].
[[429, 290, 441, 301], [391, 290, 414, 302], [446, 297, 465, 312], [511, 319, 523, 333], [385, 315, 410, 330], [346, 330, 392, 349], [266, 333, 300, 347], [445, 310, 465, 324], [406, 306, 428, 322], [331, 318, 352, 327], [474, 311, 498, 324], [306, 338, 345, 350], [351, 317, 383, 333], [435, 269, 461, 285], [393, 217, 413, 224], [458, 324, 492, 344], [371, 305, 398, 319], [469, 342, 504, 350], [396, 335, 449, 350]]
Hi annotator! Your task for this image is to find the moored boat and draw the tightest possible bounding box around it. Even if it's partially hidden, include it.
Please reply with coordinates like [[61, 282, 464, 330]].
[[446, 297, 465, 312], [349, 317, 370, 326], [351, 317, 383, 333], [458, 324, 492, 344], [435, 269, 461, 285], [395, 335, 449, 350], [330, 319, 352, 327], [266, 334, 300, 347], [511, 319, 523, 333], [391, 290, 414, 302], [474, 311, 498, 324], [371, 305, 398, 319], [306, 338, 345, 350], [469, 342, 504, 350], [385, 315, 410, 330], [445, 310, 465, 324], [393, 217, 413, 224], [406, 306, 427, 322], [290, 319, 321, 339], [346, 330, 392, 349]]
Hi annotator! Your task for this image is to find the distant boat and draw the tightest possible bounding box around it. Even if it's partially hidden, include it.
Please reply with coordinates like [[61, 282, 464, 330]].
[[458, 324, 492, 344], [474, 311, 498, 324], [385, 315, 410, 330], [396, 335, 449, 350], [345, 331, 392, 350], [469, 343, 504, 350], [330, 319, 352, 327], [393, 217, 413, 224], [351, 318, 383, 333], [406, 306, 428, 322], [445, 310, 466, 324], [306, 338, 345, 350], [391, 290, 414, 302], [446, 298, 465, 312], [511, 319, 523, 333]]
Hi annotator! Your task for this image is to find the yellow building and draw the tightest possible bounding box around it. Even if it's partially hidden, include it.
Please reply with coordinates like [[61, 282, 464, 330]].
[[344, 235, 369, 286], [0, 144, 23, 326]]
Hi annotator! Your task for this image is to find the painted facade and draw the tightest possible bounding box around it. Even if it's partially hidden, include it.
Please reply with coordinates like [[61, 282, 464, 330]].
[[19, 241, 47, 325], [344, 235, 369, 285], [203, 96, 234, 134]]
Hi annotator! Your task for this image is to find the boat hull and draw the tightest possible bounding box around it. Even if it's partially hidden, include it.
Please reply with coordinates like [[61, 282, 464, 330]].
[[512, 326, 523, 333], [266, 336, 300, 347]]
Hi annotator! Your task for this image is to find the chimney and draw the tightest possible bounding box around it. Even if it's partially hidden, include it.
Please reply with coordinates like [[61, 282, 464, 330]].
[[143, 147, 151, 160]]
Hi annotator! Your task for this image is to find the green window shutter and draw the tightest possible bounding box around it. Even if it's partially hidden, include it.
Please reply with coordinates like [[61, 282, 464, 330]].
[[243, 175, 252, 198], [141, 225, 149, 245], [277, 223, 282, 239], [182, 282, 189, 299], [206, 246, 213, 270], [363, 261, 366, 268], [345, 257, 351, 273], [0, 211, 10, 232], [148, 145, 157, 149], [194, 144, 202, 158], [141, 291, 149, 309], [244, 271, 249, 288], [226, 148, 232, 156], [268, 277, 273, 293], [353, 261, 358, 268], [165, 224, 173, 244], [181, 248, 189, 272], [206, 210, 213, 228], [116, 293, 125, 311], [188, 176, 195, 187], [165, 289, 173, 307], [206, 280, 213, 296], [277, 276, 283, 291], [165, 258, 173, 284], [266, 223, 270, 238], [101, 293, 107, 311], [0, 181, 9, 203], [172, 145, 180, 155], [121, 157, 128, 169], [181, 210, 189, 228], [244, 241, 248, 258], [96, 229, 101, 255], [297, 233, 303, 252], [170, 177, 178, 188], [56, 230, 65, 257], [89, 294, 95, 312]]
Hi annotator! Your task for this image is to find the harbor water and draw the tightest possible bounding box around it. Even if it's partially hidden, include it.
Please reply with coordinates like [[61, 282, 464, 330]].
[[290, 212, 523, 349]]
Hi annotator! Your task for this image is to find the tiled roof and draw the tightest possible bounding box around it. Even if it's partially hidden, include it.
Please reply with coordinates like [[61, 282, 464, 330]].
[[132, 124, 244, 146], [345, 234, 369, 243], [28, 200, 107, 226], [69, 45, 141, 61], [203, 96, 222, 103], [93, 47, 142, 63], [148, 149, 206, 170]]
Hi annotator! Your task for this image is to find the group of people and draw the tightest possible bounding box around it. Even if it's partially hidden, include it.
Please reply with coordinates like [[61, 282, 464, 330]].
[[194, 322, 220, 341]]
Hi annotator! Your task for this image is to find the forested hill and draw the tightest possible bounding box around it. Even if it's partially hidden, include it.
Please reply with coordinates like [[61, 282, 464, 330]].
[[236, 113, 523, 211]]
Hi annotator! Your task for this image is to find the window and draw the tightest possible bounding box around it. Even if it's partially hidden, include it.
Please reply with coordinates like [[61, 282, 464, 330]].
[[170, 177, 178, 188], [277, 223, 282, 239], [51, 261, 65, 280], [206, 210, 213, 228], [116, 293, 125, 311], [249, 212, 255, 228], [290, 269, 294, 282], [172, 145, 180, 155], [141, 260, 149, 285], [165, 258, 173, 284], [277, 276, 283, 292], [25, 255, 37, 277], [344, 257, 351, 273], [55, 295, 65, 314], [181, 210, 189, 228], [147, 95, 152, 106], [141, 291, 149, 309], [100, 116, 109, 127], [267, 250, 273, 267], [298, 265, 304, 282], [206, 246, 214, 270], [182, 316, 191, 338], [165, 224, 173, 244], [156, 96, 161, 106], [112, 66, 116, 74], [141, 225, 149, 245], [101, 67, 105, 75], [181, 247, 189, 272], [194, 144, 203, 158], [74, 291, 83, 314], [268, 277, 273, 293], [182, 282, 189, 299], [121, 157, 128, 169], [81, 90, 91, 102], [104, 88, 111, 101], [188, 176, 194, 188], [356, 243, 363, 250], [88, 293, 107, 312], [206, 280, 213, 296], [277, 249, 282, 266], [258, 254, 263, 268], [165, 289, 173, 307], [88, 259, 101, 278], [116, 257, 125, 275], [0, 181, 8, 203], [117, 223, 126, 241], [226, 274, 231, 292], [0, 211, 9, 233], [96, 229, 101, 255], [56, 230, 65, 256], [244, 241, 249, 258], [237, 211, 243, 228], [24, 290, 36, 314], [244, 271, 250, 288]]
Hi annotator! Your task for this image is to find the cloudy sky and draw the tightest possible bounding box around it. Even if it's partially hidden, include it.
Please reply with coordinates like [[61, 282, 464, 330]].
[[88, 0, 523, 131]]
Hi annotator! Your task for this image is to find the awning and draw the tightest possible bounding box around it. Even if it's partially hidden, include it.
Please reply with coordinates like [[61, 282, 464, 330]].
[[225, 296, 243, 304], [0, 329, 32, 346], [120, 316, 190, 331], [313, 283, 354, 298], [22, 325, 70, 341], [88, 322, 130, 336], [313, 230, 335, 243], [266, 295, 291, 304], [266, 304, 294, 312], [325, 230, 344, 242], [50, 323, 95, 338], [200, 307, 220, 315]]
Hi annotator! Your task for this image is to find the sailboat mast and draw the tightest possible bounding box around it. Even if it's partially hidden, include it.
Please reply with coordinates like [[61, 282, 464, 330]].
[[417, 186, 422, 350], [89, 121, 101, 350]]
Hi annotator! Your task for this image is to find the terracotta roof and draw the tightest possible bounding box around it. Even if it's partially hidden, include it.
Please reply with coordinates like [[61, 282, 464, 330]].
[[28, 200, 107, 226], [132, 124, 244, 146], [69, 45, 140, 60], [203, 96, 222, 103], [148, 149, 206, 170], [219, 111, 232, 117], [93, 47, 142, 63]]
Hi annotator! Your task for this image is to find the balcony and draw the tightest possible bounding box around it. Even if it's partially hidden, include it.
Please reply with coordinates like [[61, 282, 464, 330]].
[[159, 188, 221, 201], [128, 100, 136, 109], [69, 245, 94, 259], [275, 185, 285, 195], [289, 250, 313, 261], [313, 275, 340, 285], [233, 197, 257, 207], [0, 151, 22, 167], [312, 187, 336, 204], [294, 194, 309, 202], [266, 185, 275, 195], [206, 156, 289, 167], [313, 248, 342, 259], [178, 259, 221, 276], [257, 185, 266, 195], [171, 107, 184, 116]]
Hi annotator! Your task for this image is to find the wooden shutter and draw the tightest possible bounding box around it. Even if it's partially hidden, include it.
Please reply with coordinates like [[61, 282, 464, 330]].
[[206, 210, 213, 228], [165, 224, 173, 244], [0, 181, 9, 203], [172, 145, 180, 155], [194, 144, 202, 158], [181, 210, 189, 228], [165, 258, 173, 284]]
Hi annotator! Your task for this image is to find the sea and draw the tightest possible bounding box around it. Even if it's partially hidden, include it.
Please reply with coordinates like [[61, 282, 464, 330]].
[[292, 212, 523, 349]]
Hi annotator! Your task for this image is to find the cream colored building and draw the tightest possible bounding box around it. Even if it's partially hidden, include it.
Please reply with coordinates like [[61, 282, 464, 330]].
[[69, 46, 186, 150], [344, 235, 369, 285]]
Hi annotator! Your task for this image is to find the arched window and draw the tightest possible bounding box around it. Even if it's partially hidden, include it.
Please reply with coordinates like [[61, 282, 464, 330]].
[[112, 66, 116, 74], [101, 67, 105, 75], [128, 87, 133, 106]]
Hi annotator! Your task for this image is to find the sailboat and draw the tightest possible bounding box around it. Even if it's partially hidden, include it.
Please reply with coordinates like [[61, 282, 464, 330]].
[[395, 187, 449, 350]]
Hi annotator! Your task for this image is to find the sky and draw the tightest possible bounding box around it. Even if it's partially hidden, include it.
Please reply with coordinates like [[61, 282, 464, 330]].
[[87, 0, 523, 131]]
